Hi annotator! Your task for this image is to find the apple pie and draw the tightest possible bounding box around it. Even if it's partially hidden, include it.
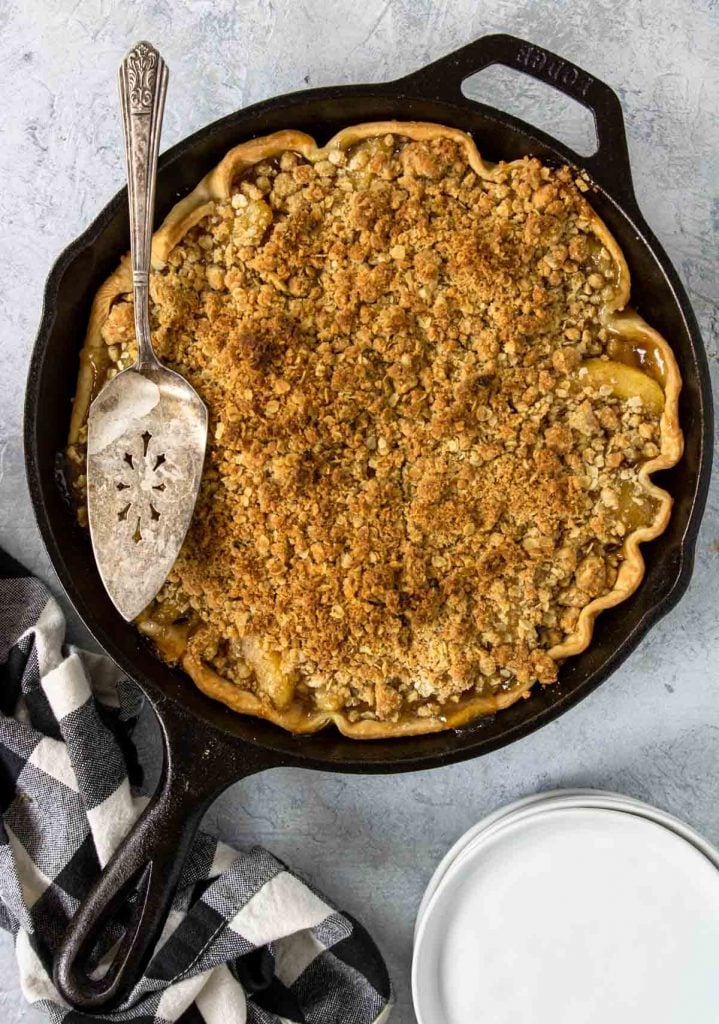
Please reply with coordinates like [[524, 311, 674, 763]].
[[67, 122, 682, 737]]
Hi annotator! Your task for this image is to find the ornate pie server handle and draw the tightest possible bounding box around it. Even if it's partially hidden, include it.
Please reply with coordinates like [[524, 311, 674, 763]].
[[395, 33, 640, 215], [118, 40, 168, 368]]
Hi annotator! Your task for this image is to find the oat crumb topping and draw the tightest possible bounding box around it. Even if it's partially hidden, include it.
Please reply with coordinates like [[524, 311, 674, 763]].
[[70, 130, 670, 730]]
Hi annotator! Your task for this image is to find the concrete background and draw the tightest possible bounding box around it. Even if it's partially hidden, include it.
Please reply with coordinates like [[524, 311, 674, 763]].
[[1, 0, 717, 1020]]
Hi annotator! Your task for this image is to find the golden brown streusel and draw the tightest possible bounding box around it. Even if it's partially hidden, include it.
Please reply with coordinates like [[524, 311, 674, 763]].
[[71, 131, 670, 728]]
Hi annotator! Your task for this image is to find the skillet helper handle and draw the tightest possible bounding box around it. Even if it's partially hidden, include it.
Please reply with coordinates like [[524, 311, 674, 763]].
[[398, 33, 638, 212], [53, 699, 269, 1011]]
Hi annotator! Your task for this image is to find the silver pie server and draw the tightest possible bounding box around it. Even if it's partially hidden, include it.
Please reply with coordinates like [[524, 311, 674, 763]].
[[87, 42, 208, 621]]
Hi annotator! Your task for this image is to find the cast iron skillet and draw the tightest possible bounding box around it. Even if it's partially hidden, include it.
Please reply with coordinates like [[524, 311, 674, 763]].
[[24, 33, 712, 1010]]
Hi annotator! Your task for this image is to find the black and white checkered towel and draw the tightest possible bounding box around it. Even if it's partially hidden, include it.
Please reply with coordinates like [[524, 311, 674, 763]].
[[0, 549, 392, 1023]]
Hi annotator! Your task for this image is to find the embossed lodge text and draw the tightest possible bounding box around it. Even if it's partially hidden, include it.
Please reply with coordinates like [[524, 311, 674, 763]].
[[514, 43, 593, 98]]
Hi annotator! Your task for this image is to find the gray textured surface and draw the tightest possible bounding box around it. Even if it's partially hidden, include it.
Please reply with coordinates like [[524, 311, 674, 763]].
[[1, 0, 718, 1021]]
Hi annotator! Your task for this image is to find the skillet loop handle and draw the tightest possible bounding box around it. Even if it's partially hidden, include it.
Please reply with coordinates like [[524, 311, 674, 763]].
[[53, 764, 210, 1011], [53, 698, 269, 1011], [398, 33, 638, 212]]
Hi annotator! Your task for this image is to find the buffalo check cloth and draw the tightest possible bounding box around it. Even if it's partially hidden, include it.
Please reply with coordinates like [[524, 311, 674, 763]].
[[0, 549, 392, 1023]]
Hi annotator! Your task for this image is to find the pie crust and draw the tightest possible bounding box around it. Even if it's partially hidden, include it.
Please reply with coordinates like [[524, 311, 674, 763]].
[[68, 122, 683, 738]]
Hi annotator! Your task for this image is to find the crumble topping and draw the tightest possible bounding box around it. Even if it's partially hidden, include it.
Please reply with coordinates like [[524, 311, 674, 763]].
[[70, 132, 665, 725]]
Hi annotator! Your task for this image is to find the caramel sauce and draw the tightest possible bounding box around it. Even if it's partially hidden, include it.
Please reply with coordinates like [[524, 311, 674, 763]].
[[137, 618, 191, 662], [617, 481, 658, 531], [79, 347, 111, 400], [607, 334, 667, 387], [138, 599, 196, 663]]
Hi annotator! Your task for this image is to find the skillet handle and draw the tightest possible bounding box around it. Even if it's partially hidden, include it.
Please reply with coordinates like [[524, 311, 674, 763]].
[[397, 33, 639, 213], [53, 699, 273, 1011]]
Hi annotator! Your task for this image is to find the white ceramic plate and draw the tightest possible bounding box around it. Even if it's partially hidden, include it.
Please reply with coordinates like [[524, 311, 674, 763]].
[[415, 789, 604, 930], [415, 789, 719, 933], [413, 804, 719, 1024]]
